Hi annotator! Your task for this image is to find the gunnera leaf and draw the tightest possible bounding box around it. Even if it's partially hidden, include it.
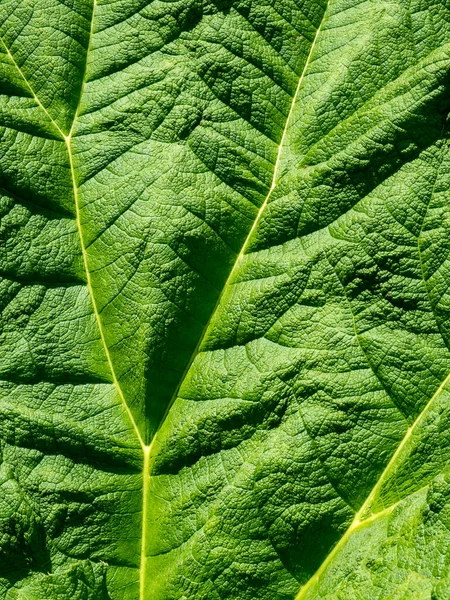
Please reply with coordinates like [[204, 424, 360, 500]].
[[1, 0, 450, 598]]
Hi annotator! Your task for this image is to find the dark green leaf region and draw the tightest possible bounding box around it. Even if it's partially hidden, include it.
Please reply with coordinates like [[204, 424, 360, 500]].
[[1, 0, 450, 598]]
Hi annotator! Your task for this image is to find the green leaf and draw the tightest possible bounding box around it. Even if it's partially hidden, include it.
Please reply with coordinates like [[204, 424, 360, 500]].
[[1, 0, 450, 598]]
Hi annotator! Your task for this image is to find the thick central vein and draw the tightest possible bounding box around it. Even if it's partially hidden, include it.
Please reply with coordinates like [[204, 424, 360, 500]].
[[62, 0, 145, 449], [63, 3, 152, 597], [67, 147, 153, 600], [1, 18, 151, 598]]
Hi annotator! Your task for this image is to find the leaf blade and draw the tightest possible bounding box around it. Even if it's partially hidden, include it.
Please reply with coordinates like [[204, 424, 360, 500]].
[[2, 1, 450, 599]]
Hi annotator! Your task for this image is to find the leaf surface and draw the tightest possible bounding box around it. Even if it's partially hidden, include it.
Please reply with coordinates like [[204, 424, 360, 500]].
[[1, 0, 450, 598]]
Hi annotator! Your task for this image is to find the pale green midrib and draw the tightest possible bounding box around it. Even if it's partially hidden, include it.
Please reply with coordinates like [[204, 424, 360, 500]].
[[66, 4, 152, 597], [69, 145, 152, 597], [0, 22, 152, 600], [295, 368, 450, 600], [160, 0, 332, 433]]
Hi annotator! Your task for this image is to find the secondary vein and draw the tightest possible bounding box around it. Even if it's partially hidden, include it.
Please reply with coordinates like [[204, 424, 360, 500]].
[[160, 0, 332, 431], [0, 37, 65, 139], [1, 19, 151, 599], [295, 367, 450, 599]]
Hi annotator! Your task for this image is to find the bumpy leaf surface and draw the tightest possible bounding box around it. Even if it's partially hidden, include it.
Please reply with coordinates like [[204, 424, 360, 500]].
[[1, 0, 450, 598]]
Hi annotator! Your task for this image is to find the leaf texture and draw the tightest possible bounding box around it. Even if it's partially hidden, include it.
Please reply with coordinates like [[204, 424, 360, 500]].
[[1, 0, 450, 598]]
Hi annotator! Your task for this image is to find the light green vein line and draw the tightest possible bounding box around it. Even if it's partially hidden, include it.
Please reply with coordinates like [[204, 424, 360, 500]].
[[140, 445, 151, 598], [0, 37, 66, 138], [67, 143, 145, 445], [207, 0, 331, 309], [295, 369, 450, 599], [1, 20, 152, 599], [162, 0, 331, 425], [65, 0, 145, 450], [64, 2, 152, 596], [296, 123, 450, 600]]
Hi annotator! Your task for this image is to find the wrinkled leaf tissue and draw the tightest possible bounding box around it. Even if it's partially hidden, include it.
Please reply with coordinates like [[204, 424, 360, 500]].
[[1, 0, 450, 598]]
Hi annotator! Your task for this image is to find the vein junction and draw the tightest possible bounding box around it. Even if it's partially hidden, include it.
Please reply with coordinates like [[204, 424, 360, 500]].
[[5, 6, 447, 600], [1, 24, 151, 598]]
